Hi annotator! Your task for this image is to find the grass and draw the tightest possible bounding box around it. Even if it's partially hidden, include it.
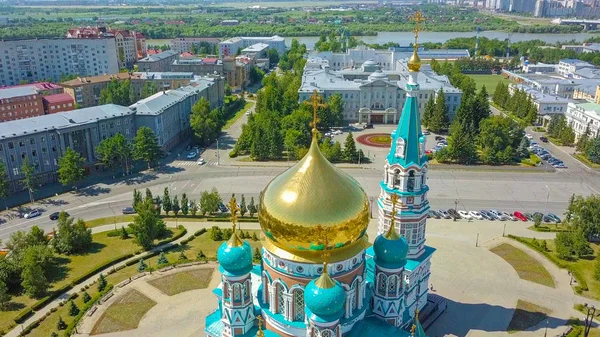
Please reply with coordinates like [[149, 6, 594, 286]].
[[85, 215, 136, 228], [91, 289, 156, 335], [85, 214, 259, 228], [490, 243, 555, 288], [533, 127, 546, 132], [148, 268, 214, 296], [527, 224, 569, 232], [574, 153, 600, 169], [223, 101, 255, 130], [507, 300, 551, 333], [467, 74, 511, 93]]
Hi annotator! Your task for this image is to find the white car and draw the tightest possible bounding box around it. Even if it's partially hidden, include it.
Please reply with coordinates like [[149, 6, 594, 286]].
[[186, 152, 197, 159], [24, 210, 41, 219], [436, 142, 448, 147], [490, 209, 508, 221], [458, 210, 472, 219], [333, 130, 342, 135], [502, 212, 518, 221], [525, 134, 533, 140], [197, 158, 206, 165], [468, 211, 484, 220]]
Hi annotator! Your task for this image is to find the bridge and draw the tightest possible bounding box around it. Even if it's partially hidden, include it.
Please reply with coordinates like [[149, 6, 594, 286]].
[[551, 18, 600, 30]]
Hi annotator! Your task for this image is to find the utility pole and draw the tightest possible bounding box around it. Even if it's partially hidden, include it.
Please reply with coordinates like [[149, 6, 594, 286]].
[[584, 304, 596, 337], [506, 33, 513, 59]]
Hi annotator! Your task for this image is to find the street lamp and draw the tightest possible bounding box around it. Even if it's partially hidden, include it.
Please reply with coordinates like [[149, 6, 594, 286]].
[[453, 199, 459, 222], [584, 303, 596, 337]]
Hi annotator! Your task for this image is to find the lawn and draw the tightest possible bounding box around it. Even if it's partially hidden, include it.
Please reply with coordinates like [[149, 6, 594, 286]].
[[467, 74, 511, 93], [574, 153, 600, 169], [223, 101, 255, 130], [85, 215, 136, 228], [148, 268, 214, 296], [91, 289, 156, 335], [490, 243, 555, 288], [507, 300, 551, 333]]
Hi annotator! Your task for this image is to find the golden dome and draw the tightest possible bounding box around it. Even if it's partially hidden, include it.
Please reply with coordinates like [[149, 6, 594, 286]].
[[258, 135, 370, 262], [408, 47, 422, 72]]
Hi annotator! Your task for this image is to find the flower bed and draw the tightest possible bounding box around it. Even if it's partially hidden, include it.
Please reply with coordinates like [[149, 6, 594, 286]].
[[356, 133, 391, 148]]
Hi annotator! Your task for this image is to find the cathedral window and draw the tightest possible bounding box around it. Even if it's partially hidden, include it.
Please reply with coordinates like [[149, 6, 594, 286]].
[[377, 274, 387, 296], [293, 289, 305, 322], [321, 330, 333, 337], [388, 275, 397, 294], [393, 169, 401, 187], [242, 281, 249, 300], [277, 283, 286, 314], [395, 138, 405, 159], [407, 171, 415, 192]]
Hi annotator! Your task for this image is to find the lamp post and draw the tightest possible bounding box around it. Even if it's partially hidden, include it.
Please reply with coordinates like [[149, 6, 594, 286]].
[[584, 303, 596, 337], [369, 197, 374, 219], [453, 199, 459, 222]]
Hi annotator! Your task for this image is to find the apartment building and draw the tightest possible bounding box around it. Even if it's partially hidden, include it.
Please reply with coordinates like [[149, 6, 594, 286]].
[[61, 72, 195, 108], [223, 57, 250, 90], [218, 36, 286, 58], [0, 87, 44, 122], [137, 50, 179, 72], [170, 58, 223, 76], [0, 38, 119, 86], [565, 101, 600, 140], [170, 37, 220, 53], [43, 93, 75, 114], [0, 104, 135, 191], [557, 59, 595, 77]]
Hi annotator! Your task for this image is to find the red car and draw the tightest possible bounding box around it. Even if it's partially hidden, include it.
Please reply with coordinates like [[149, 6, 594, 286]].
[[513, 211, 527, 222]]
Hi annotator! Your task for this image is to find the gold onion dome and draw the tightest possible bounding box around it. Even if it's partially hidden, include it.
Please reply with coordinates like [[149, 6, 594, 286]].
[[408, 48, 422, 72], [258, 134, 370, 262]]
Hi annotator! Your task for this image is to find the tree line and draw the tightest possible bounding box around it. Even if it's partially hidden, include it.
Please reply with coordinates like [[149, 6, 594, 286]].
[[492, 82, 538, 125]]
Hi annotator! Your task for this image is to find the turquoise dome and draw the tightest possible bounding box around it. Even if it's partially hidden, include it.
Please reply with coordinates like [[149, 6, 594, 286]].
[[373, 229, 408, 269], [217, 233, 253, 277], [304, 265, 346, 322]]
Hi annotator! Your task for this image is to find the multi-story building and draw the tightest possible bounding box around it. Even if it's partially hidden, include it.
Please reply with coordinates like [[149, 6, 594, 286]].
[[66, 27, 146, 69], [130, 76, 225, 151], [170, 37, 220, 54], [0, 38, 119, 86], [137, 50, 179, 73], [0, 104, 135, 191], [42, 93, 75, 114], [299, 57, 462, 123], [170, 58, 223, 76], [61, 72, 195, 108], [509, 84, 569, 122], [522, 62, 557, 73], [565, 101, 600, 140], [223, 57, 251, 90], [557, 59, 595, 77], [218, 36, 286, 59], [0, 86, 44, 122]]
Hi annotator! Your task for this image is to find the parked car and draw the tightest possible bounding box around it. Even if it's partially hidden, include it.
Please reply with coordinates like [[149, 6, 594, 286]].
[[540, 136, 549, 143], [24, 210, 41, 219], [480, 210, 494, 220], [546, 213, 562, 223], [218, 202, 229, 213], [468, 211, 484, 220], [438, 209, 451, 219], [503, 212, 518, 221], [458, 210, 472, 220], [448, 209, 460, 219], [525, 134, 533, 140], [186, 152, 197, 159], [122, 207, 136, 214], [49, 211, 69, 220], [523, 212, 534, 221], [490, 209, 508, 221], [422, 130, 431, 135], [554, 163, 568, 169], [435, 136, 445, 141], [366, 124, 374, 129], [428, 210, 441, 219], [513, 211, 527, 222]]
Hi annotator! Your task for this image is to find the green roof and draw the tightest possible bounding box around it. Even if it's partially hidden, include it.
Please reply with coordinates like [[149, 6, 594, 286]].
[[577, 101, 600, 117]]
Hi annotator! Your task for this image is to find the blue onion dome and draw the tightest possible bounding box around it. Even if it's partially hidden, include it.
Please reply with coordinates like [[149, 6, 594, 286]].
[[373, 223, 409, 269], [304, 262, 346, 322], [217, 228, 253, 277]]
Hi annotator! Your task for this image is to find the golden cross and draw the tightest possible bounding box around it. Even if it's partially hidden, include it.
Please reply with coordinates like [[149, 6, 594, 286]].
[[228, 196, 240, 229], [257, 315, 264, 330], [308, 90, 327, 135], [409, 10, 425, 47]]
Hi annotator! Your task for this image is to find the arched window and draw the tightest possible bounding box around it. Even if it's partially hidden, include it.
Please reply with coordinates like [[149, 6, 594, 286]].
[[393, 169, 400, 187], [223, 282, 230, 299], [277, 283, 286, 314], [388, 275, 398, 295], [321, 330, 333, 337], [242, 281, 249, 300], [233, 284, 242, 302], [377, 273, 387, 296], [407, 171, 415, 192], [293, 289, 305, 321], [395, 138, 405, 158], [263, 274, 270, 304], [421, 171, 426, 186]]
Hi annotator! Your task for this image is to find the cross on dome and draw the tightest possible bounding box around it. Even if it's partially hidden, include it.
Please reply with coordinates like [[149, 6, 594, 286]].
[[308, 89, 327, 137]]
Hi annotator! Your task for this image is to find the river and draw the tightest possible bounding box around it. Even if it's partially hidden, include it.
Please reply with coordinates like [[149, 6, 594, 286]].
[[147, 31, 598, 49]]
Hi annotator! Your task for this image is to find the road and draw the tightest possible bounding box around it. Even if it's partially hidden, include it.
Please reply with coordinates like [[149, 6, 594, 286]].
[[0, 105, 597, 242]]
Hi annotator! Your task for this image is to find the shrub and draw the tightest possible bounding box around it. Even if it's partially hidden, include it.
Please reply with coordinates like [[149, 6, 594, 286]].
[[229, 149, 238, 158], [68, 301, 80, 317], [14, 308, 33, 323], [31, 284, 72, 311], [83, 291, 91, 303], [194, 228, 207, 237], [56, 316, 67, 330]]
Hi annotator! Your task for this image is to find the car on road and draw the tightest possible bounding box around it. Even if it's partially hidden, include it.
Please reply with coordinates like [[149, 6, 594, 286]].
[[122, 207, 136, 214], [513, 211, 527, 222], [554, 163, 568, 169], [523, 212, 534, 221], [458, 210, 472, 219], [546, 213, 562, 223], [503, 211, 518, 221], [525, 134, 533, 140], [218, 202, 229, 213], [468, 211, 484, 220], [540, 136, 549, 143], [447, 208, 460, 219], [366, 124, 374, 129], [422, 130, 430, 135], [490, 209, 509, 221], [428, 210, 441, 219], [435, 136, 445, 141], [438, 209, 451, 219], [480, 210, 494, 220], [49, 211, 69, 220], [197, 158, 206, 165], [24, 210, 41, 219]]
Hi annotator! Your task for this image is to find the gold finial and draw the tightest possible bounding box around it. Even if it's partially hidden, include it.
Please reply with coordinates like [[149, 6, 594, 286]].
[[308, 90, 327, 138], [314, 225, 336, 289], [408, 10, 425, 72], [257, 315, 264, 337], [226, 196, 243, 247], [384, 194, 401, 240], [411, 324, 416, 337]]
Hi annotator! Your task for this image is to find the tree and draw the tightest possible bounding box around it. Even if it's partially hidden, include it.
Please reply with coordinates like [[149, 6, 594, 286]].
[[181, 193, 189, 216], [98, 274, 107, 292], [200, 188, 221, 215], [249, 66, 265, 84], [172, 195, 180, 217], [240, 195, 247, 217], [446, 121, 477, 164], [129, 199, 167, 249], [248, 197, 256, 217], [533, 213, 542, 228], [0, 162, 9, 210], [83, 291, 91, 303], [178, 251, 188, 261], [224, 83, 232, 96], [559, 123, 576, 146], [68, 300, 80, 316], [133, 189, 142, 211], [141, 81, 157, 99], [253, 247, 261, 262], [421, 95, 435, 130], [595, 254, 600, 281], [121, 226, 129, 239], [252, 232, 259, 241], [96, 133, 132, 175], [0, 280, 10, 311], [197, 250, 207, 262], [327, 94, 344, 128], [137, 258, 148, 272], [58, 147, 86, 189], [267, 48, 279, 67], [21, 251, 48, 298], [21, 158, 36, 203], [99, 79, 135, 106], [53, 213, 93, 254], [57, 317, 67, 330], [162, 188, 172, 215], [472, 85, 491, 132], [190, 97, 224, 146], [133, 127, 162, 169], [157, 252, 168, 266], [343, 132, 358, 163], [576, 123, 591, 153], [517, 137, 530, 159], [547, 114, 565, 138], [586, 138, 600, 164], [478, 116, 524, 164], [209, 226, 223, 241], [428, 89, 450, 133], [190, 200, 198, 216]]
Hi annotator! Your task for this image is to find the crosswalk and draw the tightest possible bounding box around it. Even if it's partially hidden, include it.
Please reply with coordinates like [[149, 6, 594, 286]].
[[173, 160, 218, 167]]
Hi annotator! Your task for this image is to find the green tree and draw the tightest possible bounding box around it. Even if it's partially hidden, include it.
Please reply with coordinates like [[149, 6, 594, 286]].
[[0, 162, 10, 211], [53, 213, 93, 254], [133, 189, 142, 211], [472, 85, 491, 132], [68, 300, 80, 316], [446, 121, 477, 164], [197, 250, 207, 262], [21, 158, 36, 203], [586, 138, 600, 164], [224, 83, 232, 96], [421, 95, 436, 130], [559, 123, 576, 146], [178, 251, 188, 261], [96, 133, 132, 175], [595, 254, 600, 281], [252, 232, 259, 241], [428, 89, 450, 133], [478, 116, 524, 164], [209, 226, 223, 241], [99, 79, 135, 106], [200, 188, 221, 215], [517, 137, 530, 159], [162, 188, 172, 215], [172, 195, 180, 217], [157, 252, 168, 266], [97, 274, 107, 292], [190, 97, 224, 146], [190, 200, 198, 216], [133, 127, 162, 169], [128, 199, 167, 249], [137, 258, 148, 272], [240, 194, 247, 217], [253, 247, 262, 262], [21, 250, 48, 298], [57, 317, 67, 330], [533, 213, 542, 228], [267, 48, 279, 67], [249, 66, 265, 84], [121, 226, 129, 239], [181, 193, 189, 216], [576, 123, 591, 153], [141, 81, 158, 99], [547, 114, 565, 138], [82, 291, 91, 303], [0, 280, 10, 311], [343, 132, 358, 163], [248, 197, 256, 217], [327, 94, 344, 127]]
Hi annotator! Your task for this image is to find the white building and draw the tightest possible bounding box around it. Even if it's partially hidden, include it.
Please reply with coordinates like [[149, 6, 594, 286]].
[[170, 37, 220, 53], [509, 84, 570, 118], [0, 38, 119, 86], [299, 57, 462, 124], [522, 62, 557, 73], [565, 101, 600, 139], [557, 59, 595, 77], [218, 36, 286, 58]]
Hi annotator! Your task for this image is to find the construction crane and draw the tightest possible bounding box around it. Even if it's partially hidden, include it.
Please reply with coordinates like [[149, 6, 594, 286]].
[[506, 33, 514, 59], [474, 26, 482, 57]]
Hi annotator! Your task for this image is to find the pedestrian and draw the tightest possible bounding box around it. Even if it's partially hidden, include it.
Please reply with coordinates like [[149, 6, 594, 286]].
[[430, 284, 434, 291]]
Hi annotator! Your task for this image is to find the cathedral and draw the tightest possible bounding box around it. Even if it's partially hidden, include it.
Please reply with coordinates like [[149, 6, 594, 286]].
[[205, 12, 434, 337]]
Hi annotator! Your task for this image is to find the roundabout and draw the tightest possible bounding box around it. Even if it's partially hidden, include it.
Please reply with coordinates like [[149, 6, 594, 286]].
[[356, 133, 392, 148]]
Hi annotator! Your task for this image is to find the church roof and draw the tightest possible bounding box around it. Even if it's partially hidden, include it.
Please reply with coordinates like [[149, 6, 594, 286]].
[[386, 92, 426, 167]]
